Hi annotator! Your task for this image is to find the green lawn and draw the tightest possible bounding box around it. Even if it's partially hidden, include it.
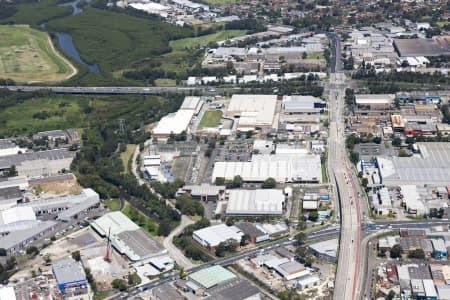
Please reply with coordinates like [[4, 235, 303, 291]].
[[122, 203, 159, 236], [198, 110, 223, 128], [437, 21, 450, 28], [307, 52, 325, 59], [119, 144, 136, 174], [0, 25, 75, 82], [103, 199, 121, 211], [155, 78, 177, 86], [199, 0, 236, 5], [169, 30, 247, 51]]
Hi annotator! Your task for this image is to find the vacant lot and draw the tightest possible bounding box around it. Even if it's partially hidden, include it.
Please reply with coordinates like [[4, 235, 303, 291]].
[[0, 25, 76, 82], [169, 30, 246, 51], [198, 110, 223, 128]]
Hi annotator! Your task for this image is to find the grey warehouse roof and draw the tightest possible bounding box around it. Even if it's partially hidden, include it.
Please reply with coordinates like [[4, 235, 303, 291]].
[[52, 257, 86, 285], [0, 149, 75, 169]]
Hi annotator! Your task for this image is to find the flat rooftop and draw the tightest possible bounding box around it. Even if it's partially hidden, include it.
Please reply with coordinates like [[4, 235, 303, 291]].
[[226, 189, 284, 215], [227, 94, 277, 127], [377, 143, 450, 185], [206, 278, 260, 300], [52, 257, 86, 285], [394, 38, 450, 57], [189, 266, 237, 289]]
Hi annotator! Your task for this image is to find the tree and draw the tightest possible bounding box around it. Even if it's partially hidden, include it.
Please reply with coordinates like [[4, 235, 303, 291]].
[[387, 290, 396, 300], [157, 221, 171, 237], [232, 175, 243, 188], [408, 249, 425, 259], [262, 177, 276, 189], [0, 248, 6, 256], [72, 250, 81, 262], [308, 211, 319, 222], [112, 279, 128, 291], [214, 177, 225, 186], [390, 244, 402, 259], [361, 178, 369, 188], [392, 137, 402, 147], [26, 246, 39, 256], [240, 234, 249, 246], [349, 151, 359, 165], [296, 232, 306, 246]]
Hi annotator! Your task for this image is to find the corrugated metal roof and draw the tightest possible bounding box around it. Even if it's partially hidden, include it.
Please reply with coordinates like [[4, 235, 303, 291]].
[[189, 266, 236, 289]]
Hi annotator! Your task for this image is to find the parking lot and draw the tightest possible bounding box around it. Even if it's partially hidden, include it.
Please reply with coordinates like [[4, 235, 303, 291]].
[[214, 141, 253, 162]]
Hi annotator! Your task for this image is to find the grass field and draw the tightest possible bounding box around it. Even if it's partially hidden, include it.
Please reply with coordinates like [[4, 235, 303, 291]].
[[0, 25, 76, 82], [198, 110, 223, 128], [120, 144, 137, 174], [199, 0, 236, 6], [155, 78, 177, 86], [307, 52, 325, 59], [103, 199, 121, 211], [122, 203, 158, 236], [46, 7, 192, 72], [169, 30, 247, 51]]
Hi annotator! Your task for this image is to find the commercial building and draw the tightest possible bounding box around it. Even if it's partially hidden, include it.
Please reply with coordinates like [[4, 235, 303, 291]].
[[226, 94, 277, 130], [296, 275, 320, 290], [52, 257, 89, 299], [225, 189, 285, 216], [0, 149, 75, 178], [431, 239, 448, 258], [400, 185, 426, 215], [212, 153, 321, 183], [308, 238, 338, 262], [192, 223, 243, 248], [91, 212, 166, 261], [377, 143, 450, 186], [273, 261, 309, 280], [188, 266, 237, 289]]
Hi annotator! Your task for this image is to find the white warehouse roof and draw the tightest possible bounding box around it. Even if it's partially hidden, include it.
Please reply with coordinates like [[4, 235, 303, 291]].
[[227, 94, 277, 127], [153, 109, 194, 136], [355, 94, 395, 105], [212, 154, 321, 183], [226, 189, 284, 216], [193, 224, 243, 248]]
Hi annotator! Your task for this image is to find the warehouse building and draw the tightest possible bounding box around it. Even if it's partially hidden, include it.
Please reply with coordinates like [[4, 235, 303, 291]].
[[212, 153, 321, 183], [308, 238, 338, 262], [188, 266, 236, 290], [0, 206, 37, 234], [207, 278, 261, 300], [193, 223, 243, 248], [0, 186, 22, 210], [0, 149, 75, 178], [91, 211, 166, 261], [400, 185, 426, 215], [394, 38, 450, 57], [235, 222, 269, 243], [377, 143, 450, 186], [282, 95, 326, 115], [52, 257, 89, 296], [273, 261, 309, 280], [226, 94, 277, 131], [0, 220, 57, 254], [180, 183, 225, 201], [355, 94, 395, 110], [225, 189, 285, 216], [0, 176, 29, 190]]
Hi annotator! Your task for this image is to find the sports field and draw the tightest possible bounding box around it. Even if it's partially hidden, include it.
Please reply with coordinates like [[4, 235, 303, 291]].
[[0, 25, 76, 82], [198, 110, 223, 128]]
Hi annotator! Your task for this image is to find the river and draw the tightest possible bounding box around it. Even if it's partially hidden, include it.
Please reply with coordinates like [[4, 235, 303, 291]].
[[48, 0, 100, 73]]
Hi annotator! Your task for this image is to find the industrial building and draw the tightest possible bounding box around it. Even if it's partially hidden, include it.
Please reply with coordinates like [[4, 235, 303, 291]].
[[235, 222, 269, 243], [0, 176, 29, 190], [282, 95, 326, 115], [192, 223, 243, 248], [355, 94, 395, 110], [225, 189, 285, 216], [0, 206, 37, 234], [226, 94, 277, 130], [19, 188, 100, 220], [273, 261, 309, 280], [180, 183, 225, 201], [212, 153, 321, 183], [0, 220, 57, 254], [394, 38, 450, 57], [399, 185, 426, 215], [188, 266, 236, 290], [377, 143, 450, 186], [91, 211, 166, 261], [0, 149, 75, 178], [52, 257, 89, 297], [308, 238, 338, 262], [0, 186, 22, 210], [206, 278, 261, 300], [152, 97, 203, 138]]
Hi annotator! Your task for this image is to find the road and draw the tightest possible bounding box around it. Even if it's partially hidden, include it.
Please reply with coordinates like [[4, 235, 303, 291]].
[[162, 215, 196, 269], [328, 32, 361, 300]]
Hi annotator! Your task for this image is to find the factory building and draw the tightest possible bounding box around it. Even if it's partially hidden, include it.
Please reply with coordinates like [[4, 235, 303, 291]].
[[52, 257, 90, 299], [0, 140, 24, 157], [212, 153, 321, 183], [225, 189, 285, 216], [354, 94, 395, 110], [192, 223, 243, 248], [91, 211, 166, 261], [282, 95, 326, 115], [0, 149, 75, 178]]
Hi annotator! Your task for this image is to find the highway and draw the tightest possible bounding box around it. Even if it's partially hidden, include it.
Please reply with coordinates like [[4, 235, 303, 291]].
[[2, 85, 204, 94], [328, 32, 362, 300]]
